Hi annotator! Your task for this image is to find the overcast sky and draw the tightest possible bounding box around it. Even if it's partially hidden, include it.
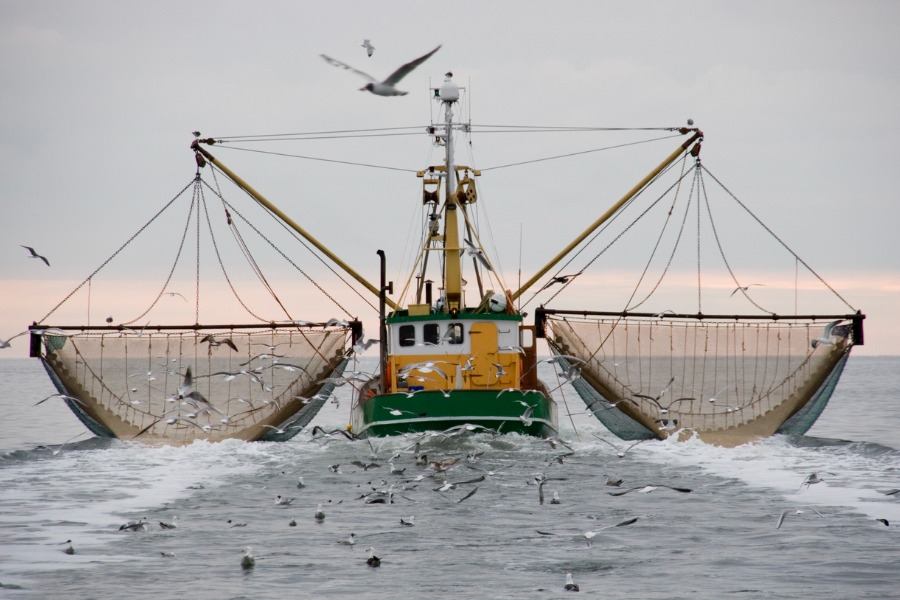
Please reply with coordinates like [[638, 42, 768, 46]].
[[1, 0, 898, 356]]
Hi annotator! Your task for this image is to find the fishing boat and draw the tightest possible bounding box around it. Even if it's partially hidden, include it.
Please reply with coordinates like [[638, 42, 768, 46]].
[[27, 72, 863, 445]]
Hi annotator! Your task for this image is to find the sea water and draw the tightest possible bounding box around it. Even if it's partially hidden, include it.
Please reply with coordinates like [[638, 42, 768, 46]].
[[1, 356, 898, 599]]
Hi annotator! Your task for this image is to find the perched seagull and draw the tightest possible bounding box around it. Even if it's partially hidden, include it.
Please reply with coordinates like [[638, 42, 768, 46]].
[[366, 547, 381, 567], [811, 320, 843, 349], [731, 283, 764, 296], [21, 245, 50, 266], [360, 38, 375, 57], [564, 572, 579, 592], [321, 45, 442, 96], [241, 546, 256, 570]]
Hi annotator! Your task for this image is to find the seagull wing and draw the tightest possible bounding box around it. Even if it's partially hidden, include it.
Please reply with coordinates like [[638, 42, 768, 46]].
[[776, 509, 788, 529], [320, 54, 377, 83], [382, 45, 442, 86], [822, 320, 842, 338]]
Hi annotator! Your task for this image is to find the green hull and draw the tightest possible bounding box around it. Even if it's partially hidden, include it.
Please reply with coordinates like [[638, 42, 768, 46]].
[[351, 389, 558, 438]]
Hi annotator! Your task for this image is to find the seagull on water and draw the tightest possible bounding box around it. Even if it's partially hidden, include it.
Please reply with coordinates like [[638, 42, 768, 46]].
[[21, 245, 50, 266], [564, 572, 579, 592], [366, 547, 381, 567], [321, 45, 441, 97], [275, 495, 295, 506], [119, 517, 149, 532], [241, 547, 256, 570], [400, 516, 415, 527], [314, 503, 326, 522], [360, 39, 375, 57], [337, 533, 357, 546]]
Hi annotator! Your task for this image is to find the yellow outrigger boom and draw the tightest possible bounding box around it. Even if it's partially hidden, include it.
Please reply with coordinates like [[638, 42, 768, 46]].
[[511, 129, 703, 301], [193, 143, 401, 311]]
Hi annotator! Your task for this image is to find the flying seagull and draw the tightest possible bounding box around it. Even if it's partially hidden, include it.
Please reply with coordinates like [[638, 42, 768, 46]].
[[22, 245, 50, 266], [810, 320, 842, 349], [462, 238, 493, 271], [360, 39, 375, 57], [731, 283, 764, 296], [321, 44, 442, 96]]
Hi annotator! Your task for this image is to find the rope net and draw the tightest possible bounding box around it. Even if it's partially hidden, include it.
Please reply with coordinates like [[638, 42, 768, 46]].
[[40, 327, 349, 444], [544, 314, 854, 444]]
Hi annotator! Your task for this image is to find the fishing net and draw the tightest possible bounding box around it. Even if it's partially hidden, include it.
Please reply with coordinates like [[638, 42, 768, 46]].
[[543, 314, 857, 444], [37, 326, 349, 444]]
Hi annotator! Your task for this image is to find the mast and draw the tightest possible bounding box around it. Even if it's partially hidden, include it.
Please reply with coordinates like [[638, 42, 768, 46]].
[[438, 73, 463, 312], [511, 129, 703, 301], [192, 142, 401, 311]]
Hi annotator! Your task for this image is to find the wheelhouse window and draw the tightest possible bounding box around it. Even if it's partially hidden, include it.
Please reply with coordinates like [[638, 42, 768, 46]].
[[424, 323, 440, 346], [399, 324, 416, 347], [445, 323, 464, 344]]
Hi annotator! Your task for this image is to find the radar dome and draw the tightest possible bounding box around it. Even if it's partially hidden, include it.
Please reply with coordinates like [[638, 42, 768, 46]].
[[488, 293, 507, 313]]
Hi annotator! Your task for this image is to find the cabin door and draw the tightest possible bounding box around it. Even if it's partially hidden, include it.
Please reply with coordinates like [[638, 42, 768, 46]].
[[469, 322, 499, 387]]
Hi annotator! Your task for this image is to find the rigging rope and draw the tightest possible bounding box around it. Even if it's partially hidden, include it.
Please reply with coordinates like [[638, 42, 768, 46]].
[[479, 134, 684, 172], [35, 179, 195, 326], [698, 165, 775, 315], [122, 182, 197, 326], [213, 146, 417, 173], [700, 164, 856, 312], [199, 176, 368, 317]]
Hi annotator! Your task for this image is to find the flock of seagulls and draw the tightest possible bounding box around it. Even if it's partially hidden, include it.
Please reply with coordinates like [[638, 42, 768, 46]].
[[42, 415, 895, 592]]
